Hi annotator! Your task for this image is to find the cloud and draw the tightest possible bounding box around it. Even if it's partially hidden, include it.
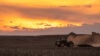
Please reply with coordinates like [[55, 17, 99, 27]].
[[0, 4, 100, 34], [0, 23, 100, 35], [0, 4, 100, 24], [0, 5, 80, 20]]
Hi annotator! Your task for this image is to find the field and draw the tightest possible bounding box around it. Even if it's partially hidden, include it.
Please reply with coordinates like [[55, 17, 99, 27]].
[[0, 35, 100, 56]]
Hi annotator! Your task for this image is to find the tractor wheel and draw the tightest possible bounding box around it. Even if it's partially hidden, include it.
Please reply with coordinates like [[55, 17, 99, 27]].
[[69, 41, 74, 47], [55, 41, 61, 47]]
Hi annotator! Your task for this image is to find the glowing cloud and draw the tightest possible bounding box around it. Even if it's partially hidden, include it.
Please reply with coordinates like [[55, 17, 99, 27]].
[[0, 16, 82, 31], [0, 0, 100, 32]]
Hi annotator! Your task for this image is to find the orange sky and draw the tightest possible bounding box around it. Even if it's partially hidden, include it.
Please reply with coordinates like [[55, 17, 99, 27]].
[[0, 0, 100, 31], [0, 0, 98, 7]]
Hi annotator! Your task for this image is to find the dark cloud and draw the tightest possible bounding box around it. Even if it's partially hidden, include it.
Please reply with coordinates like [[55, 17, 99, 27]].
[[10, 26, 19, 29], [59, 5, 92, 8], [0, 5, 84, 21], [37, 23, 51, 26]]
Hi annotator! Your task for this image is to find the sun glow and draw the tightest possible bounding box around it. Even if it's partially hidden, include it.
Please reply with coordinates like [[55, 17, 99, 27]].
[[0, 16, 82, 31]]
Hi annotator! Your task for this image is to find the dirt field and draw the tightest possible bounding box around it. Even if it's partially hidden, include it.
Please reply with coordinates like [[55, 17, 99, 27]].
[[0, 35, 100, 56]]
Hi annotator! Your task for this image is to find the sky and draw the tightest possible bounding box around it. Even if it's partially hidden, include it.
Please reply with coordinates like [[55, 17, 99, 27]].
[[0, 0, 100, 35]]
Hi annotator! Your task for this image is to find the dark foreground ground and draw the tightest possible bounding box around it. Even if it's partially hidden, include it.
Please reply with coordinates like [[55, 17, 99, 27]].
[[0, 35, 100, 56]]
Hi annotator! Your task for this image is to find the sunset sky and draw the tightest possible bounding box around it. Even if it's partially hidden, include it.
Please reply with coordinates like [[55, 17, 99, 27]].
[[0, 0, 100, 35]]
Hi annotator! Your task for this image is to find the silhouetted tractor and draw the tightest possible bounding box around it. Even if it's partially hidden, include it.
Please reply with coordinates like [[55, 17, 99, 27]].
[[55, 38, 74, 47]]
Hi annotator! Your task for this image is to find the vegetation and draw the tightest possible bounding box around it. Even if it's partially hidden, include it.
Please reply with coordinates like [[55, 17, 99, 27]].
[[0, 35, 100, 56]]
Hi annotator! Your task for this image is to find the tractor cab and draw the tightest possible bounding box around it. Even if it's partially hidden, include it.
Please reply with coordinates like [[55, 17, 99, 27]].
[[55, 37, 67, 47], [55, 37, 74, 47]]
